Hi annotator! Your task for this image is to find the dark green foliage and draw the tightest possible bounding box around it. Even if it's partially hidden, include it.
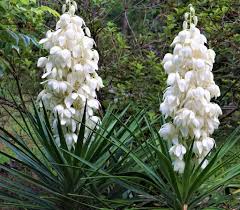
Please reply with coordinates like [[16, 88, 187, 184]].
[[0, 0, 58, 114], [0, 101, 159, 209], [0, 102, 125, 209], [108, 117, 240, 209], [0, 100, 240, 209]]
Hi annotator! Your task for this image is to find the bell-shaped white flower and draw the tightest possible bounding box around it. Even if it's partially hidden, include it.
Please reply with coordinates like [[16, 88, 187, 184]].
[[159, 123, 178, 144], [172, 159, 185, 174], [169, 144, 186, 160], [159, 5, 222, 173], [37, 57, 48, 68], [37, 0, 103, 149]]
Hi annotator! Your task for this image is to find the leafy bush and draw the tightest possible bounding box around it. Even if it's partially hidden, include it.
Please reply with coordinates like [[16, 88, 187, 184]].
[[0, 0, 59, 114]]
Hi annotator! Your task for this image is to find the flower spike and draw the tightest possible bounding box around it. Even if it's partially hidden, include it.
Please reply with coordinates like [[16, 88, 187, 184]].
[[37, 1, 103, 150], [160, 6, 222, 173]]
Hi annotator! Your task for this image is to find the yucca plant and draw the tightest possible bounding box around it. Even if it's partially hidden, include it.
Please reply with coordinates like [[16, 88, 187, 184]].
[[0, 100, 153, 210], [102, 4, 239, 210], [0, 101, 239, 210], [109, 114, 240, 210]]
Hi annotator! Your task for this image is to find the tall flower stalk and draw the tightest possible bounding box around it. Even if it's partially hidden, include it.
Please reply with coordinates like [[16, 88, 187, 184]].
[[37, 0, 103, 149], [160, 5, 222, 173]]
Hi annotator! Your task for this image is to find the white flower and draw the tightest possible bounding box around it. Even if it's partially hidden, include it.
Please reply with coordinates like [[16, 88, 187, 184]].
[[159, 123, 178, 144], [202, 137, 215, 151], [47, 80, 69, 94], [163, 61, 174, 74], [193, 141, 204, 155], [162, 53, 173, 64], [207, 84, 220, 98], [37, 57, 48, 68], [169, 144, 186, 160], [37, 0, 103, 149], [160, 93, 180, 118], [57, 13, 71, 28], [172, 159, 185, 173], [65, 133, 78, 150], [159, 6, 222, 172]]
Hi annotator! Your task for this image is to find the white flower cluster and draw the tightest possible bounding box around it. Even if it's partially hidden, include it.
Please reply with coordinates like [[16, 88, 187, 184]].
[[37, 0, 103, 149], [159, 5, 222, 173]]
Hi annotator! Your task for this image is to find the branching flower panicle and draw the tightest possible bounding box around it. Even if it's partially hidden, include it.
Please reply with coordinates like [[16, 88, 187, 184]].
[[160, 5, 222, 173], [37, 0, 103, 149]]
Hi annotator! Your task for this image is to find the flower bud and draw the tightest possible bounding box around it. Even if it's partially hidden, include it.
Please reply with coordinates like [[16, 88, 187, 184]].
[[190, 6, 195, 15], [73, 1, 78, 10], [85, 27, 91, 37], [62, 4, 66, 13], [69, 5, 76, 16], [193, 16, 198, 26], [183, 21, 188, 30]]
